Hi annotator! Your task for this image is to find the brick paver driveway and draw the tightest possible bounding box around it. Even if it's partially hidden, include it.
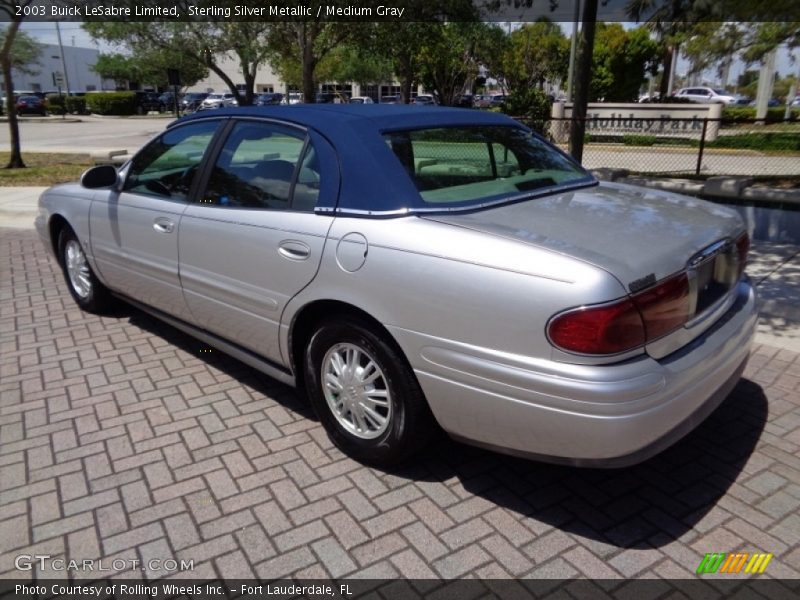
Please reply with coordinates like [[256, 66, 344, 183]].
[[2, 228, 799, 581]]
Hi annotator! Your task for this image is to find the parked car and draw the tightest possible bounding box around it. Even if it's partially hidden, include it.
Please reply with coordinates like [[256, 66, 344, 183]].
[[132, 91, 162, 115], [36, 105, 756, 467], [748, 98, 782, 107], [412, 94, 438, 105], [379, 95, 400, 104], [285, 92, 303, 105], [16, 95, 47, 116], [157, 92, 181, 112], [256, 92, 284, 106], [199, 93, 237, 110], [349, 96, 374, 104], [455, 94, 474, 108], [181, 92, 209, 112], [474, 94, 505, 108], [638, 93, 660, 103], [673, 87, 736, 104], [315, 92, 345, 104]]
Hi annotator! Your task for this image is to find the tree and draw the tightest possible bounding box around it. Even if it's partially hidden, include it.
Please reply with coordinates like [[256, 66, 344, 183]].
[[416, 21, 503, 106], [590, 24, 659, 101], [83, 19, 270, 105], [263, 23, 361, 103], [369, 22, 438, 103], [317, 45, 393, 90], [0, 12, 41, 169], [92, 49, 207, 90], [502, 20, 568, 93]]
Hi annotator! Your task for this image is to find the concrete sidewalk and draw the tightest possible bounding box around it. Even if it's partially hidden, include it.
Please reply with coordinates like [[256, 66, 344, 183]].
[[1, 186, 798, 352]]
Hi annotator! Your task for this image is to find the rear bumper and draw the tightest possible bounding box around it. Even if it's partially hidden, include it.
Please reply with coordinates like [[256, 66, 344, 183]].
[[393, 279, 758, 466]]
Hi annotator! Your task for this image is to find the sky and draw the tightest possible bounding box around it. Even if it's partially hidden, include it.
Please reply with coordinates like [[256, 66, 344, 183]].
[[21, 21, 800, 87]]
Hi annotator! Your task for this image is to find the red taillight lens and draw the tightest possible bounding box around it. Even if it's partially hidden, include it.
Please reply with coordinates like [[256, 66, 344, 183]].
[[631, 272, 691, 341], [736, 231, 749, 277], [548, 299, 646, 355], [548, 272, 691, 355]]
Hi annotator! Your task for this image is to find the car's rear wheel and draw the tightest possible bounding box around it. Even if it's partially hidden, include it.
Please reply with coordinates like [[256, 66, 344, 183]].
[[58, 228, 113, 313], [304, 317, 434, 466]]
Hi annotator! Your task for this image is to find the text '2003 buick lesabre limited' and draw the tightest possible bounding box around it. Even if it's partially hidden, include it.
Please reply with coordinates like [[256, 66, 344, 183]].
[[36, 105, 757, 466]]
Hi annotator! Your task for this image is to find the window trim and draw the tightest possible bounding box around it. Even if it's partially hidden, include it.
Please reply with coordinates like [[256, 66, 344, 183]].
[[378, 124, 594, 213], [121, 118, 227, 204], [192, 118, 318, 213]]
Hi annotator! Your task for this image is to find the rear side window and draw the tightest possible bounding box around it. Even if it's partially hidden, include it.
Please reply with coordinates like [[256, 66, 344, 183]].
[[200, 121, 317, 211], [383, 126, 588, 207]]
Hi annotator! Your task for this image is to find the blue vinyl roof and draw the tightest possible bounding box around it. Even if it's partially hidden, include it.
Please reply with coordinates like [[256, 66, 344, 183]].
[[174, 105, 532, 215]]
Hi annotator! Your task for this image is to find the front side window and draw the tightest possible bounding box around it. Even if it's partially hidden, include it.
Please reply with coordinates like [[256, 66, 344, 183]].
[[201, 121, 314, 211], [124, 120, 219, 200], [383, 126, 590, 207]]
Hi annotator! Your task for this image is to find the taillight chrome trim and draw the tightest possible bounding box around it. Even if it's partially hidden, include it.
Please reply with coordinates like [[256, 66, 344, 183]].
[[548, 232, 749, 358]]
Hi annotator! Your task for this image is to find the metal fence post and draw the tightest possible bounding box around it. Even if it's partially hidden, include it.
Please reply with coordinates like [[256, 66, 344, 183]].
[[696, 118, 709, 175]]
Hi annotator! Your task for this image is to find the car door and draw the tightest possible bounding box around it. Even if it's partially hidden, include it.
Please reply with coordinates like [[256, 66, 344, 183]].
[[89, 119, 222, 321], [178, 119, 338, 366]]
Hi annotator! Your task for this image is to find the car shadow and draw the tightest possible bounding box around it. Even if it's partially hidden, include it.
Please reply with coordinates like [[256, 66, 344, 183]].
[[123, 303, 767, 550], [393, 377, 768, 550], [125, 307, 317, 421]]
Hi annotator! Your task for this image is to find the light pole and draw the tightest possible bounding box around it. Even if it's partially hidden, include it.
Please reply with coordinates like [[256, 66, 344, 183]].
[[55, 22, 71, 95], [566, 0, 581, 102]]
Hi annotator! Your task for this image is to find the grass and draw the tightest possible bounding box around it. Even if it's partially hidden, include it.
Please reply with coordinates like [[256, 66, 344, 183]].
[[0, 152, 93, 186]]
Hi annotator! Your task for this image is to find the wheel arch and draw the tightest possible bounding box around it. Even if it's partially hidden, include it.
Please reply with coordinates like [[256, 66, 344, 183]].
[[48, 214, 71, 258], [288, 299, 413, 391]]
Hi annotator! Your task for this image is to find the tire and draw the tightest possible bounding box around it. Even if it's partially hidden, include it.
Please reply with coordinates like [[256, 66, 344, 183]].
[[58, 228, 113, 313], [304, 317, 434, 466]]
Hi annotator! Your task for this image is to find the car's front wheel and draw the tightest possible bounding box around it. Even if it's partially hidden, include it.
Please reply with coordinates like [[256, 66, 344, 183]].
[[304, 317, 434, 466], [58, 228, 113, 313]]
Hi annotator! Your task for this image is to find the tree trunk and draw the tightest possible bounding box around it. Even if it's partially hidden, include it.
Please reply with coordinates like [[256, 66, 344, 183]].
[[207, 61, 241, 105], [568, 0, 598, 164], [1, 21, 25, 169], [397, 55, 414, 103], [296, 23, 315, 104], [243, 68, 255, 105]]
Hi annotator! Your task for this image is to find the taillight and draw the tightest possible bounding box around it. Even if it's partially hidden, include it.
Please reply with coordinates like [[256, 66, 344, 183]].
[[548, 272, 691, 355], [548, 299, 645, 355], [632, 272, 691, 341], [736, 231, 749, 277]]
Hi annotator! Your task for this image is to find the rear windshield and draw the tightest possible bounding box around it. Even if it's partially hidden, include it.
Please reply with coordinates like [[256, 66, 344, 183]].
[[383, 126, 591, 207]]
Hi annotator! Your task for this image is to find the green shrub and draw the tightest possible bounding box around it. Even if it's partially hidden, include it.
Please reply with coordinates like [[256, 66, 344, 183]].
[[722, 106, 797, 122], [44, 93, 65, 115], [702, 132, 800, 152], [65, 96, 87, 115], [85, 92, 137, 116], [623, 134, 656, 146], [502, 88, 552, 135]]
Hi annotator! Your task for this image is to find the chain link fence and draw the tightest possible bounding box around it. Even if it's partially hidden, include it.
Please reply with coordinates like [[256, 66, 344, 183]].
[[517, 116, 800, 177]]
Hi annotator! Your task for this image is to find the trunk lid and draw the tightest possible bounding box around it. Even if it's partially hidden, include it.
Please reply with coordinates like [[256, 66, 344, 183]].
[[421, 181, 744, 290]]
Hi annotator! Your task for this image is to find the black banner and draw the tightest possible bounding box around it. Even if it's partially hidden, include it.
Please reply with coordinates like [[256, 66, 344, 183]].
[[2, 0, 798, 22], [3, 579, 800, 600]]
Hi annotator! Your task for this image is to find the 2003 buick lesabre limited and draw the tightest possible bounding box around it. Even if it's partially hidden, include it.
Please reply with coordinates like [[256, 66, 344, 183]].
[[35, 105, 757, 466]]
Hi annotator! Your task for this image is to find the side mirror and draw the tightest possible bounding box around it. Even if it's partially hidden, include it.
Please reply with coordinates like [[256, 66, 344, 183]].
[[81, 165, 118, 189]]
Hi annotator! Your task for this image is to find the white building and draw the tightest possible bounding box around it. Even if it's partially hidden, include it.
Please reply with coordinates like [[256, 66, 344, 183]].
[[5, 43, 110, 94]]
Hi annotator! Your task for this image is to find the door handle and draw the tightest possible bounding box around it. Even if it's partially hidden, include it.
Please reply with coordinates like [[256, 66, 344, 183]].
[[278, 240, 310, 260], [153, 218, 174, 233]]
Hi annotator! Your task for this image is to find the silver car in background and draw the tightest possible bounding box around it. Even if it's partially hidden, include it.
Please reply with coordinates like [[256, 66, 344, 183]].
[[35, 105, 757, 467]]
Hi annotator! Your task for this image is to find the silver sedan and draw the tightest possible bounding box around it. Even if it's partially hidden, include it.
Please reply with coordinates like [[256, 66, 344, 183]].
[[35, 105, 757, 467]]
